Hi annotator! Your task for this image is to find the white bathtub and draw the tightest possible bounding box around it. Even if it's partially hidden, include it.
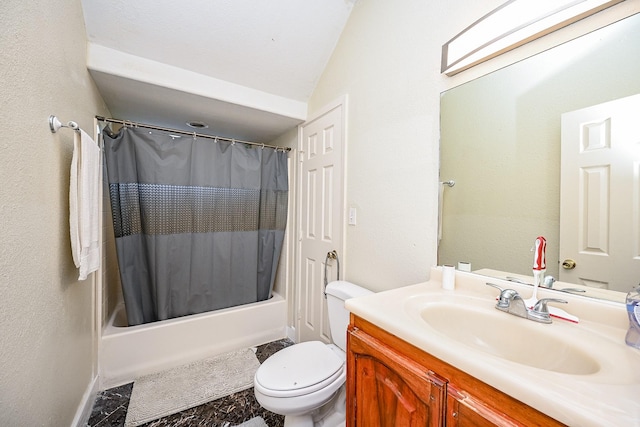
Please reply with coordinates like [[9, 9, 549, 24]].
[[99, 293, 287, 387]]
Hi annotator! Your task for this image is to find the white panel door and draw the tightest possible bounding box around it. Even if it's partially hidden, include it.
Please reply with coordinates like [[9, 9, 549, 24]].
[[297, 101, 345, 343], [560, 94, 640, 291]]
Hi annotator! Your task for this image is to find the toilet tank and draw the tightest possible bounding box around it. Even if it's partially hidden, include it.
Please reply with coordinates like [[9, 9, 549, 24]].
[[325, 280, 373, 351]]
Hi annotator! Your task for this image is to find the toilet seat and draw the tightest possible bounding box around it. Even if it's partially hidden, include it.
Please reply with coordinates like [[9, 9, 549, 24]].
[[254, 341, 345, 398]]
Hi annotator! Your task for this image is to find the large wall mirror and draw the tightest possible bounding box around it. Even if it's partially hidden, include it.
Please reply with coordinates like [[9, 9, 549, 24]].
[[439, 12, 640, 303]]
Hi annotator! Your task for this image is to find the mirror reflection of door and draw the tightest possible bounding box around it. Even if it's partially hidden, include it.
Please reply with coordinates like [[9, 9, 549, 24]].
[[560, 93, 640, 292]]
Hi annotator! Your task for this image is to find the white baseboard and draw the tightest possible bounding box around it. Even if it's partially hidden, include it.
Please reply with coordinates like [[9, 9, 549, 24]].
[[71, 375, 99, 427], [286, 325, 297, 343]]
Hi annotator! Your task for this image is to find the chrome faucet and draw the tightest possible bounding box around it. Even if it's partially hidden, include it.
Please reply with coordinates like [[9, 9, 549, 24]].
[[507, 275, 586, 294], [486, 283, 567, 324], [542, 275, 587, 294]]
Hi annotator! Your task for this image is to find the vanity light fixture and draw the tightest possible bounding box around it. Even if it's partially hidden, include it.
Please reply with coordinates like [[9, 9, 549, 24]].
[[441, 0, 623, 76]]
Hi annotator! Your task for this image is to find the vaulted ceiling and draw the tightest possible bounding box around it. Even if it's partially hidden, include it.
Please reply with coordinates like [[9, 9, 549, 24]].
[[81, 1, 356, 142]]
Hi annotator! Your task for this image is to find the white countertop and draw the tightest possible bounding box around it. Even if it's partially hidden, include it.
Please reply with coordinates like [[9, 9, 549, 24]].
[[345, 267, 640, 427]]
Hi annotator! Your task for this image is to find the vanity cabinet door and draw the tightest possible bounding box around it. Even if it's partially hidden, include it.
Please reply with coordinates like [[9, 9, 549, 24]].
[[347, 326, 446, 427], [446, 384, 520, 427]]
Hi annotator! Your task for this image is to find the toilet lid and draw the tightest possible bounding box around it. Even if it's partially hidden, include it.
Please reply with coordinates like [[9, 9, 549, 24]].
[[255, 341, 344, 396]]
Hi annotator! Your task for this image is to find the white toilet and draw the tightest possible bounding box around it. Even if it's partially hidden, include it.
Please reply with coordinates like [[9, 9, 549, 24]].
[[254, 280, 372, 427]]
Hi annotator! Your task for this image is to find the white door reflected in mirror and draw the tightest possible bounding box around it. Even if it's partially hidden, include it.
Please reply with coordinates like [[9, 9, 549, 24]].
[[560, 93, 640, 292]]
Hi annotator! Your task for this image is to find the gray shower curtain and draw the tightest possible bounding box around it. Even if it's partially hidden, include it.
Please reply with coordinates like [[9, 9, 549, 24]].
[[103, 126, 288, 326]]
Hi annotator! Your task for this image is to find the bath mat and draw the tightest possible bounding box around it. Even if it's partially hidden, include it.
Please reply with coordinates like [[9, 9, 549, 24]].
[[234, 417, 268, 427], [124, 348, 260, 426]]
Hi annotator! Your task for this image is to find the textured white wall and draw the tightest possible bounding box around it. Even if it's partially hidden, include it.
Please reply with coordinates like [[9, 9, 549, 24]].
[[0, 1, 109, 425], [307, 0, 505, 292]]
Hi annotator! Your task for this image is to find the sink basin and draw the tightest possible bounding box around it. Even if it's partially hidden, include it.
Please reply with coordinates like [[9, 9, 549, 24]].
[[418, 301, 600, 375]]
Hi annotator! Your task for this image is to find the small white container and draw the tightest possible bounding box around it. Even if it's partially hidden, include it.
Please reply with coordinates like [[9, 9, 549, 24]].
[[457, 261, 471, 272], [442, 265, 455, 290]]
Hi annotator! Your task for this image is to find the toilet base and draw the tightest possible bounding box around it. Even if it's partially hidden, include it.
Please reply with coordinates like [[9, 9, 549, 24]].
[[284, 414, 314, 427], [282, 387, 346, 427]]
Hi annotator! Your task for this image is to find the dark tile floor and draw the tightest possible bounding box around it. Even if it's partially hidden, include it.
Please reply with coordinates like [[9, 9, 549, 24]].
[[87, 339, 294, 427]]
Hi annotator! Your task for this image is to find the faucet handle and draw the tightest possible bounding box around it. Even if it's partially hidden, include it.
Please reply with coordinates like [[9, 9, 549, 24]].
[[486, 282, 504, 291], [486, 283, 519, 309], [533, 298, 568, 312], [529, 298, 568, 323]]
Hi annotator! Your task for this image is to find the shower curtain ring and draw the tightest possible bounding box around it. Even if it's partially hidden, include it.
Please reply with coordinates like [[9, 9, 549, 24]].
[[232, 139, 236, 146], [261, 143, 265, 149]]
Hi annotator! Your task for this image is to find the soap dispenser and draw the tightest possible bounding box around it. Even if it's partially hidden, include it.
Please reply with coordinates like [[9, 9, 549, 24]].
[[625, 284, 640, 349]]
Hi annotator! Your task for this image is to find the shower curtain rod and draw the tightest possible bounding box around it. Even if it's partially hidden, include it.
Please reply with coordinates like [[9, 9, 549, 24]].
[[95, 116, 292, 152]]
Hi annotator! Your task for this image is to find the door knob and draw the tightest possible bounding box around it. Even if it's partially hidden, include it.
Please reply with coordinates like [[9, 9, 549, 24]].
[[562, 259, 577, 269]]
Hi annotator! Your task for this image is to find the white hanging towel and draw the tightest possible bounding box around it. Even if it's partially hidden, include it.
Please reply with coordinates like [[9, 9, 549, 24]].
[[69, 129, 101, 280]]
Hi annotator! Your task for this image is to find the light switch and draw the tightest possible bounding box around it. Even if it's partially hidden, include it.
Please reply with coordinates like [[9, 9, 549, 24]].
[[348, 207, 357, 225]]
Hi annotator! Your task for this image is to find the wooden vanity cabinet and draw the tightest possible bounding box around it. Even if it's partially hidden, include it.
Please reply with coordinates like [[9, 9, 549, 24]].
[[347, 318, 447, 426], [347, 315, 566, 427]]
